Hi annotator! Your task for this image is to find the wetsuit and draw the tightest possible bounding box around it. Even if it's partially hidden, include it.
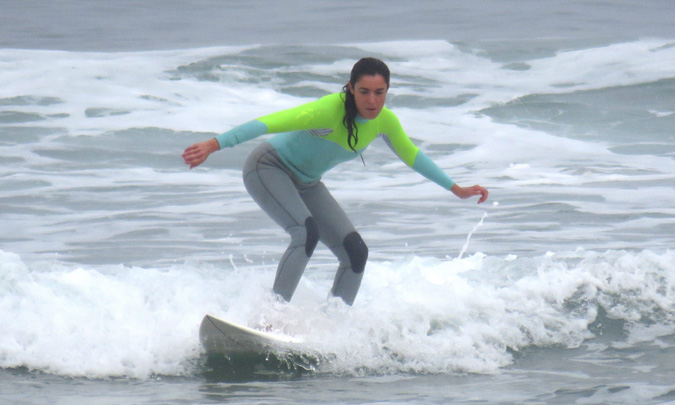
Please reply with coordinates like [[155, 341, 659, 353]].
[[216, 93, 455, 305]]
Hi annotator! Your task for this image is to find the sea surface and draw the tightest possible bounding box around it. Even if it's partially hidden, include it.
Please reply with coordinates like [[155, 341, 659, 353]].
[[2, 1, 675, 404]]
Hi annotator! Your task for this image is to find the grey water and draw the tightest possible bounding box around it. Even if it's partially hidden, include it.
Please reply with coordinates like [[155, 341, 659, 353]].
[[2, 1, 675, 404]]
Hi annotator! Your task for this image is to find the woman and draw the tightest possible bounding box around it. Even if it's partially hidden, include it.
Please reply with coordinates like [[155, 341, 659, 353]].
[[182, 57, 488, 306]]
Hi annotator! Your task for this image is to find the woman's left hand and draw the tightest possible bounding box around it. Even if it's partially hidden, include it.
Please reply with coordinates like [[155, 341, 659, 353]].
[[451, 184, 489, 204]]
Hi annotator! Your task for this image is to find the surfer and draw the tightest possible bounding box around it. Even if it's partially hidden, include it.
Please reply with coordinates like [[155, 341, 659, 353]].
[[182, 57, 488, 305]]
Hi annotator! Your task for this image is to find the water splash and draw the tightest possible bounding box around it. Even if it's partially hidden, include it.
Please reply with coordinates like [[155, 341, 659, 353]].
[[458, 211, 488, 260]]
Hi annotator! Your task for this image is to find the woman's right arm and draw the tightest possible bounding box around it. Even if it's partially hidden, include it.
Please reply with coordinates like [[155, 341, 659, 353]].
[[182, 119, 268, 169], [182, 94, 339, 169]]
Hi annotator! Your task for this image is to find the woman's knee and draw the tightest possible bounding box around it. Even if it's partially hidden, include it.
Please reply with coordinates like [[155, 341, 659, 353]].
[[343, 232, 368, 273], [287, 216, 320, 257], [304, 217, 319, 256]]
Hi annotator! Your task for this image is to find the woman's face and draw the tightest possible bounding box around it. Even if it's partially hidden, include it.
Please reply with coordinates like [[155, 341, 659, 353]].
[[348, 74, 389, 120]]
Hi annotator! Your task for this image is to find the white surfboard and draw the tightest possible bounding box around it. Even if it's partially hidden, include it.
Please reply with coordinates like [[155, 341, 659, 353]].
[[199, 314, 304, 355]]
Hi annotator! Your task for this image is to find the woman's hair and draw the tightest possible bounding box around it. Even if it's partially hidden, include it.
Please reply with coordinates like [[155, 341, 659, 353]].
[[342, 57, 390, 151]]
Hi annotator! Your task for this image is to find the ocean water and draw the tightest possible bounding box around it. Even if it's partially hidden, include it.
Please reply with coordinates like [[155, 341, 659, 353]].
[[2, 1, 675, 404]]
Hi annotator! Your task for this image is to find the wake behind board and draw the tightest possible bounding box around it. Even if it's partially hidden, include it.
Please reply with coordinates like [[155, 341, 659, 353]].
[[199, 314, 304, 356]]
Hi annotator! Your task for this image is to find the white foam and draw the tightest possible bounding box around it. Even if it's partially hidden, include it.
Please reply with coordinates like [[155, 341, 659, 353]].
[[4, 39, 675, 136], [2, 248, 673, 379], [3, 40, 674, 197]]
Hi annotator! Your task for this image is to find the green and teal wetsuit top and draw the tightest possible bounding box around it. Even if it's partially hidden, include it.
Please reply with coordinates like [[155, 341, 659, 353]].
[[215, 92, 455, 189]]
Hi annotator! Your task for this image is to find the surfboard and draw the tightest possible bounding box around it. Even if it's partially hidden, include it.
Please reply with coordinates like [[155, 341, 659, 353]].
[[199, 314, 304, 355]]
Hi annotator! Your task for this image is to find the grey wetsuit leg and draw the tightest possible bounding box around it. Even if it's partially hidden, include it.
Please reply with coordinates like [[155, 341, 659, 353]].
[[243, 143, 318, 302], [299, 182, 368, 305], [243, 142, 368, 305]]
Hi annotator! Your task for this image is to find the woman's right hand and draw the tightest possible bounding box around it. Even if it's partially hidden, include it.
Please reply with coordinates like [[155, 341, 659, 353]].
[[182, 138, 220, 169]]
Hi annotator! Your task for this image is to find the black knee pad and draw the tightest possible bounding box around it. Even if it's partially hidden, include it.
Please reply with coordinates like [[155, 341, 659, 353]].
[[344, 232, 368, 274], [305, 217, 319, 256]]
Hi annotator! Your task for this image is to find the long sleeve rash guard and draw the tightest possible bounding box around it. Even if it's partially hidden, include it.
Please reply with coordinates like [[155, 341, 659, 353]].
[[215, 93, 455, 189]]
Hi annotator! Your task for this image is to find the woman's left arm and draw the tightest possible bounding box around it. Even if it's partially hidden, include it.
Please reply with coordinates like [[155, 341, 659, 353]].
[[382, 110, 488, 203]]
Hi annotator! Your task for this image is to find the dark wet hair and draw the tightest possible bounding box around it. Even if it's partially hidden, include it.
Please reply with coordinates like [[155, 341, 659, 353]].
[[342, 57, 390, 152]]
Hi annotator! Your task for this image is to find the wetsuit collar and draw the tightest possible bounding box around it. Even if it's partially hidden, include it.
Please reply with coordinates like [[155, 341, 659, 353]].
[[355, 114, 370, 124]]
